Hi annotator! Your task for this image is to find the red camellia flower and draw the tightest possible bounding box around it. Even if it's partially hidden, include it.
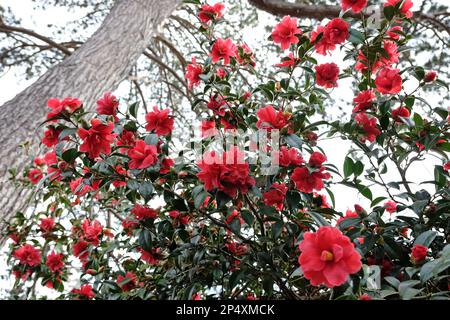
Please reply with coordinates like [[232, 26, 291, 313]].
[[131, 204, 158, 220], [443, 162, 450, 171], [47, 97, 82, 119], [384, 0, 414, 19], [185, 58, 204, 89], [201, 120, 218, 138], [271, 16, 302, 50], [145, 106, 174, 136], [28, 168, 43, 184], [355, 112, 381, 142], [96, 92, 119, 121], [207, 94, 228, 116], [117, 130, 136, 153], [42, 126, 61, 147], [116, 272, 137, 292], [411, 244, 428, 263], [341, 0, 368, 13], [384, 200, 398, 214], [197, 147, 255, 198], [336, 209, 359, 227], [69, 177, 101, 196], [128, 140, 158, 170], [359, 294, 372, 300], [278, 146, 304, 167], [375, 67, 403, 94], [353, 90, 376, 113], [324, 18, 349, 45], [82, 219, 103, 246], [291, 166, 331, 193], [72, 284, 95, 299], [224, 241, 248, 256], [387, 26, 403, 40], [210, 38, 237, 65], [380, 41, 399, 67], [274, 52, 300, 68], [46, 251, 65, 272], [424, 71, 437, 82], [298, 226, 362, 288], [256, 105, 291, 131], [39, 217, 55, 233], [139, 248, 161, 265], [263, 182, 288, 210], [198, 2, 224, 24], [315, 63, 340, 88], [13, 244, 41, 267], [78, 118, 116, 158], [236, 43, 256, 67], [309, 152, 327, 168], [311, 25, 335, 55], [73, 241, 89, 261], [391, 106, 410, 123]]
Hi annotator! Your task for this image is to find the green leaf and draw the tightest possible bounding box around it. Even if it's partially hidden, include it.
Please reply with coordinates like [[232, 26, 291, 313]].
[[343, 156, 354, 178], [414, 230, 437, 247], [308, 211, 330, 227], [139, 181, 154, 202], [61, 148, 79, 163], [194, 191, 208, 209], [129, 102, 139, 118], [384, 6, 396, 21]]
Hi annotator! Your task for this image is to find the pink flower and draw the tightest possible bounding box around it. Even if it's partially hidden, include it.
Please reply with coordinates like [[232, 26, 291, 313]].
[[96, 92, 119, 121], [263, 182, 288, 210], [271, 16, 302, 50], [131, 204, 158, 220], [411, 244, 427, 263], [198, 3, 224, 24], [355, 112, 381, 142], [13, 244, 41, 267], [28, 169, 43, 184], [298, 226, 362, 288], [311, 25, 336, 55], [278, 147, 304, 167], [375, 67, 402, 95], [78, 119, 116, 158], [315, 63, 340, 88], [145, 106, 174, 136], [341, 0, 368, 13], [391, 106, 410, 123], [387, 26, 403, 40], [128, 140, 159, 170], [324, 18, 349, 45], [39, 217, 55, 233], [353, 90, 376, 113], [384, 200, 398, 214], [384, 0, 414, 19], [72, 284, 95, 299], [46, 251, 65, 272], [274, 52, 300, 68], [210, 38, 237, 65], [256, 105, 291, 131], [291, 166, 331, 193], [185, 58, 203, 89]]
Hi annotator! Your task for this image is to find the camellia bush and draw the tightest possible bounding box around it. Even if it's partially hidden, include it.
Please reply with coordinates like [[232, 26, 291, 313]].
[[3, 0, 450, 300]]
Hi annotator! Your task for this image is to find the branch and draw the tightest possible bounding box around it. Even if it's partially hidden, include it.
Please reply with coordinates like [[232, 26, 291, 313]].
[[248, 0, 450, 35], [0, 23, 72, 55]]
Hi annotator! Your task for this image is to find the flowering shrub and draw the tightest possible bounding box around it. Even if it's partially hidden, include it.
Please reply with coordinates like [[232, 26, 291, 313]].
[[3, 0, 450, 300]]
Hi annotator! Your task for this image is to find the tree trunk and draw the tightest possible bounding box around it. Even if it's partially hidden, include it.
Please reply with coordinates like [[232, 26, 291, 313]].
[[0, 0, 181, 244]]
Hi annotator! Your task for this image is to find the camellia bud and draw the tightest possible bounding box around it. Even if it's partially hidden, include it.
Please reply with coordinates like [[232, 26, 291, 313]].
[[411, 244, 428, 264], [424, 71, 437, 82]]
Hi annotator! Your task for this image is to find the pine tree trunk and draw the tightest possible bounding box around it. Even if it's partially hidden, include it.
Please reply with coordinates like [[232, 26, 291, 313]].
[[0, 0, 181, 244]]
